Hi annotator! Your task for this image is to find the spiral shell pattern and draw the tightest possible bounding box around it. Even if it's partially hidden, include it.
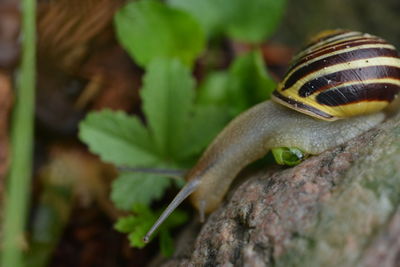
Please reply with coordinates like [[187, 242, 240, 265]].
[[272, 30, 400, 121]]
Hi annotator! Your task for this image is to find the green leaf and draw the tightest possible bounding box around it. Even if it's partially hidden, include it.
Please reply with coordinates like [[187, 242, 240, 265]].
[[115, 204, 155, 247], [159, 230, 174, 257], [228, 50, 276, 114], [181, 105, 229, 159], [169, 0, 286, 43], [196, 71, 230, 106], [111, 172, 172, 210], [168, 0, 229, 37], [114, 0, 205, 67], [141, 58, 195, 158], [162, 208, 189, 229], [114, 204, 153, 234], [272, 147, 308, 166], [128, 223, 151, 248], [225, 0, 287, 43], [197, 51, 276, 116], [114, 216, 138, 233], [79, 110, 159, 166], [115, 204, 188, 254]]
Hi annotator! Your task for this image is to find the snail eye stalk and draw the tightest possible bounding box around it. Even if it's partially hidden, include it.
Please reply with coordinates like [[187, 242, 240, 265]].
[[143, 179, 201, 243]]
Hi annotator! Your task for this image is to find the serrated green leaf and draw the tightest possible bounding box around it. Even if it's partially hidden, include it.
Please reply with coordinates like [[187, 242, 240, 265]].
[[115, 204, 188, 254], [115, 204, 156, 247], [181, 106, 229, 159], [141, 58, 195, 158], [128, 222, 152, 248], [169, 0, 286, 43], [114, 0, 205, 67], [111, 172, 172, 210], [79, 110, 159, 166], [272, 147, 308, 166], [228, 50, 276, 114], [114, 204, 155, 233]]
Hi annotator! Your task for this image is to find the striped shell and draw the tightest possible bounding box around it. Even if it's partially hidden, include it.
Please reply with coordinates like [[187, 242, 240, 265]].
[[272, 30, 400, 121]]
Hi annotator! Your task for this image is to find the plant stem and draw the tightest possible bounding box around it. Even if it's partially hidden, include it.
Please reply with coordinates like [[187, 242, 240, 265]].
[[1, 0, 36, 265]]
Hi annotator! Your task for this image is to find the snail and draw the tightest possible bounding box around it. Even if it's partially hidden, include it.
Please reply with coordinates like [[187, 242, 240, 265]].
[[143, 30, 400, 242]]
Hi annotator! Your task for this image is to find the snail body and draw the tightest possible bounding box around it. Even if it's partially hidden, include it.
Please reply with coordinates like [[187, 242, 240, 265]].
[[143, 30, 400, 242]]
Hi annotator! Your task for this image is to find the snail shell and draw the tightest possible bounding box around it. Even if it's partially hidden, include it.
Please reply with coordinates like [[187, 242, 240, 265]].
[[272, 30, 400, 121]]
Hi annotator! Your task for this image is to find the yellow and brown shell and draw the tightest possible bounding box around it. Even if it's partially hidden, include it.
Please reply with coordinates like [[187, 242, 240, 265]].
[[272, 30, 400, 121]]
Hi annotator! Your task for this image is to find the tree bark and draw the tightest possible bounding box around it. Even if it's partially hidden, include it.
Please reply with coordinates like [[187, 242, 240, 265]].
[[159, 110, 400, 267]]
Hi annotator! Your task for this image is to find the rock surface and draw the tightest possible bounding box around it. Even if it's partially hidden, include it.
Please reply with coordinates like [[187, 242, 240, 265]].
[[159, 110, 400, 267]]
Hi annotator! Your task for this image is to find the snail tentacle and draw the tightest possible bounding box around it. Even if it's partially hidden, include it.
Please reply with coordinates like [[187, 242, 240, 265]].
[[143, 178, 201, 243]]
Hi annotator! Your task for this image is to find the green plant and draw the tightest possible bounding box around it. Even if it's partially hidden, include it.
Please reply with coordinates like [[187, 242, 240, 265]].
[[79, 0, 288, 256], [115, 204, 188, 257], [1, 0, 36, 266]]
